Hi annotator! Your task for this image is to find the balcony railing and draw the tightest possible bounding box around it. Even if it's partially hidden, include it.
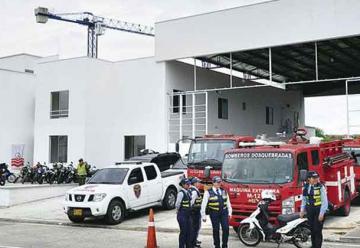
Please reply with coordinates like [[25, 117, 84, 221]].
[[50, 109, 69, 119]]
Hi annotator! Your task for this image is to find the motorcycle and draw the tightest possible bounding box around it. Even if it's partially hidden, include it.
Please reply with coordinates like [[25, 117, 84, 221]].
[[0, 163, 16, 183], [21, 164, 34, 184], [44, 166, 55, 184], [32, 164, 46, 184], [64, 163, 77, 183], [238, 190, 311, 248]]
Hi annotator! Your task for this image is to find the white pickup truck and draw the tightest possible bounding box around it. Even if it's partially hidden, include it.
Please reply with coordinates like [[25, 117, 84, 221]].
[[63, 161, 184, 224]]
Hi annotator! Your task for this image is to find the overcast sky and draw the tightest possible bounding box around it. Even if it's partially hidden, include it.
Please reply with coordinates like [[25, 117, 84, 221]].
[[1, 0, 358, 135]]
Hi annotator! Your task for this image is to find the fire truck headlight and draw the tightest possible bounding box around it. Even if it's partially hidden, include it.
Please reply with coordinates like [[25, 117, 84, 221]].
[[282, 196, 295, 215]]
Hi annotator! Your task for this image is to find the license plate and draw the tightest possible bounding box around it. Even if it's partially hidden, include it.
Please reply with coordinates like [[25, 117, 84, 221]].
[[73, 209, 83, 216]]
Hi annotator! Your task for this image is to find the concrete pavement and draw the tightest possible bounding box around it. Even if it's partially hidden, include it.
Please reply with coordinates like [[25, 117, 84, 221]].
[[0, 196, 359, 243], [1, 221, 360, 248]]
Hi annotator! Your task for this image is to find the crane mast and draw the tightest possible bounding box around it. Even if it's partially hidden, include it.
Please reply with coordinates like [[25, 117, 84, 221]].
[[34, 7, 155, 58]]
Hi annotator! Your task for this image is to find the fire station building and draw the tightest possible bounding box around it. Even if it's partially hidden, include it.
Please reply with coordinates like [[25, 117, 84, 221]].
[[1, 0, 360, 167]]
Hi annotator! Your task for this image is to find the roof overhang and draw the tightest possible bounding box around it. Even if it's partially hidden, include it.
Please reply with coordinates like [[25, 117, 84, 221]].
[[155, 0, 360, 62]]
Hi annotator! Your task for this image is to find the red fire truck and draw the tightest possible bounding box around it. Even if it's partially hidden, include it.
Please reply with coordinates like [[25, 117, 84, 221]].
[[343, 138, 360, 192], [177, 134, 254, 189], [221, 140, 358, 229]]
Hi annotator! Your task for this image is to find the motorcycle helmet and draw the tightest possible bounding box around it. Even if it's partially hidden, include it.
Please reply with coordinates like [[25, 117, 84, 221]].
[[261, 189, 276, 201]]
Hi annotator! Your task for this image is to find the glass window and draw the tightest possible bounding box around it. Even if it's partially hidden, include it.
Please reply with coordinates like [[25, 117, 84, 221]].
[[88, 168, 129, 184], [297, 152, 309, 183], [51, 90, 69, 119], [128, 168, 144, 185], [49, 136, 68, 163], [222, 152, 294, 184], [311, 150, 320, 166], [188, 140, 235, 165], [266, 106, 274, 125], [173, 89, 186, 114], [144, 166, 158, 180], [218, 98, 228, 119]]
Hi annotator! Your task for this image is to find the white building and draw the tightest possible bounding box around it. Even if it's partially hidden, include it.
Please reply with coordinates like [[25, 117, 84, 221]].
[[32, 56, 302, 166], [1, 0, 360, 167]]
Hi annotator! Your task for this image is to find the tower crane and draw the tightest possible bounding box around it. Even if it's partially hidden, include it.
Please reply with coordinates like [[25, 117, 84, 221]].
[[34, 7, 155, 58]]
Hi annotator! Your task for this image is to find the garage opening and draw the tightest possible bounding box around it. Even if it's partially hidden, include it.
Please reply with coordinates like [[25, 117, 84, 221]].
[[124, 135, 146, 159]]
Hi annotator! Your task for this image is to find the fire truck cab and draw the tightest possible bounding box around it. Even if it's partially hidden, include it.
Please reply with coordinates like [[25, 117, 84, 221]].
[[222, 140, 358, 228], [343, 138, 360, 192], [178, 134, 254, 189]]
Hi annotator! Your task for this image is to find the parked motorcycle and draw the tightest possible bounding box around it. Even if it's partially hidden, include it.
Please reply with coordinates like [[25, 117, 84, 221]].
[[64, 162, 77, 183], [32, 163, 46, 184], [20, 164, 33, 184], [0, 163, 16, 183], [44, 166, 55, 184], [238, 190, 311, 248]]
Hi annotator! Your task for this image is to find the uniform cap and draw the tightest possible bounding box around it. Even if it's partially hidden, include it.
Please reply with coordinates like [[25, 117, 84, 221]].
[[190, 177, 201, 184], [212, 176, 222, 183], [180, 178, 191, 185], [307, 171, 319, 178]]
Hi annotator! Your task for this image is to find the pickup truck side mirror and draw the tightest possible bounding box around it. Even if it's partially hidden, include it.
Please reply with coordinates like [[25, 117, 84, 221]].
[[204, 166, 211, 178], [299, 169, 308, 182]]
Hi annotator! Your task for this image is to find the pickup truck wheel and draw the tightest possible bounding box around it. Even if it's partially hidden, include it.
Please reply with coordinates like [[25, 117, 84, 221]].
[[162, 188, 177, 210], [68, 215, 84, 223], [105, 200, 125, 225]]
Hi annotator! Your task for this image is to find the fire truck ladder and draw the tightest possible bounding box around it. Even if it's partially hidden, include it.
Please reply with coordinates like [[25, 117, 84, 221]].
[[346, 79, 360, 137], [168, 92, 208, 144]]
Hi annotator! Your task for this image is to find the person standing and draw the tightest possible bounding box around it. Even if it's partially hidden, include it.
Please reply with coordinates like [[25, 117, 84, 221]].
[[176, 178, 192, 248], [76, 158, 87, 186], [189, 177, 202, 248], [201, 176, 232, 248], [300, 171, 328, 248]]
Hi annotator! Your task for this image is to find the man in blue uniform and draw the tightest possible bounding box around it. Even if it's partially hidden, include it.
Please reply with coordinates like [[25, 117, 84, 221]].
[[189, 177, 202, 248], [176, 178, 192, 248], [201, 176, 232, 248], [300, 171, 328, 248]]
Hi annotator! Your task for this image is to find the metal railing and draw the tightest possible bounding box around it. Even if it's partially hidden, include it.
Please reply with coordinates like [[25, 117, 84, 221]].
[[50, 109, 69, 119]]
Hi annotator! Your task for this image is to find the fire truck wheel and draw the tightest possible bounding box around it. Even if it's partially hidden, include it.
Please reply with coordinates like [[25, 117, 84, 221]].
[[238, 224, 261, 246], [338, 190, 351, 216]]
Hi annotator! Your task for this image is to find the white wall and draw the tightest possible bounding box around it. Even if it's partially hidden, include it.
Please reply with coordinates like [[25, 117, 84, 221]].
[[84, 57, 167, 166], [156, 0, 360, 61], [0, 54, 40, 72], [34, 57, 167, 167], [165, 61, 303, 138], [0, 69, 35, 164], [34, 57, 101, 164]]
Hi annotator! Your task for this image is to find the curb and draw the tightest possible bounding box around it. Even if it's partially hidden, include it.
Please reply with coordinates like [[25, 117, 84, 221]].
[[0, 217, 214, 235]]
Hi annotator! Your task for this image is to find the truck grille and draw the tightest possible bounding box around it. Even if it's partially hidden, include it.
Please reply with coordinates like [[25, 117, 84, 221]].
[[74, 194, 85, 202]]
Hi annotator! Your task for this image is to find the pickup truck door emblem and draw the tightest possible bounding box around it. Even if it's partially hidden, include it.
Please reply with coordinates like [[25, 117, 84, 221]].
[[134, 184, 141, 198]]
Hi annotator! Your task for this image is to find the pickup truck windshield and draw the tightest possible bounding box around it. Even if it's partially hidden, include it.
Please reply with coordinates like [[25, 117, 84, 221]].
[[88, 168, 129, 184], [188, 140, 235, 165], [222, 152, 294, 184]]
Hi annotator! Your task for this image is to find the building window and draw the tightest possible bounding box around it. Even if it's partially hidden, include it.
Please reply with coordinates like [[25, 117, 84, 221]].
[[173, 90, 186, 114], [124, 135, 146, 160], [242, 102, 246, 111], [51, 90, 69, 119], [218, 98, 228, 119], [266, 106, 274, 125], [49, 136, 68, 163]]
